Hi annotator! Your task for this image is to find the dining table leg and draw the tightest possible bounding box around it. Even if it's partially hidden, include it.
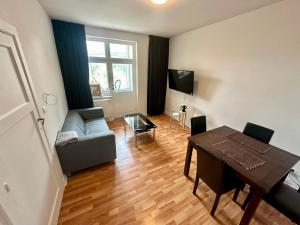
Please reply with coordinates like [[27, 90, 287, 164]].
[[239, 186, 264, 225], [184, 141, 193, 177]]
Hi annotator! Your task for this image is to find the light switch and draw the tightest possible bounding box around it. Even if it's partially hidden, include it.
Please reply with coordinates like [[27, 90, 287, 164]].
[[42, 105, 47, 113]]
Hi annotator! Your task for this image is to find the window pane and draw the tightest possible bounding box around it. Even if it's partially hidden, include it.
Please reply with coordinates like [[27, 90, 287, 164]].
[[112, 64, 133, 92], [110, 43, 133, 59], [89, 63, 109, 96], [86, 41, 106, 57]]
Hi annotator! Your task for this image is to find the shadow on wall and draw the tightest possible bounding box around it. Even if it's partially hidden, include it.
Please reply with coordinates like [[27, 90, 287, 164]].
[[207, 117, 219, 130], [189, 106, 219, 130], [166, 71, 222, 128], [190, 107, 202, 117], [186, 71, 222, 129], [194, 73, 222, 101]]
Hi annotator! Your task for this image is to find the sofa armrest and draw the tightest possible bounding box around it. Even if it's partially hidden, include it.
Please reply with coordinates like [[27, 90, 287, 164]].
[[56, 131, 116, 174], [57, 131, 115, 154], [73, 107, 105, 120]]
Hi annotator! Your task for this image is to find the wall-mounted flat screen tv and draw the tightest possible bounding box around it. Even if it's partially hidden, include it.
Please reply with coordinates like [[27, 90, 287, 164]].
[[168, 69, 194, 95]]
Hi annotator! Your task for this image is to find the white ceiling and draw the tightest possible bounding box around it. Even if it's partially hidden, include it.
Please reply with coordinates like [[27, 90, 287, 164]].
[[38, 0, 281, 37]]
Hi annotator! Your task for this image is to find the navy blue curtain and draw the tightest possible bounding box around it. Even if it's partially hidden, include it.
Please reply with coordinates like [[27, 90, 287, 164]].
[[52, 20, 93, 110], [147, 35, 169, 115]]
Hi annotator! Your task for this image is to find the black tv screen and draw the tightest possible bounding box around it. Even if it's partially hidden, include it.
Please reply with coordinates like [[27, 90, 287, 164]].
[[168, 69, 194, 95]]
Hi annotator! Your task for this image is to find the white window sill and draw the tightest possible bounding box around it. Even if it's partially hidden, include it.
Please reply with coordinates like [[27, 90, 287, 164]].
[[93, 96, 112, 101], [114, 90, 133, 94]]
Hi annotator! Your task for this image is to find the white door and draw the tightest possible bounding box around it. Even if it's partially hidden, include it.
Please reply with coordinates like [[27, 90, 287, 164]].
[[0, 20, 60, 225]]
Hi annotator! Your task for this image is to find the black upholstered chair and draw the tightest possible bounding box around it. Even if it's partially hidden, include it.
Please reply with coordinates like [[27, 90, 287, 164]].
[[191, 116, 206, 136], [193, 146, 243, 216], [241, 122, 275, 208], [242, 168, 300, 224], [243, 122, 274, 144], [264, 182, 300, 224]]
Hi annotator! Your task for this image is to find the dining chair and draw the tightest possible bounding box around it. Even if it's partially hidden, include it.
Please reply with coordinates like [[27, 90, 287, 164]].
[[242, 169, 300, 224], [264, 182, 300, 224], [190, 115, 206, 136], [243, 122, 274, 144], [242, 122, 274, 198], [193, 145, 243, 216], [241, 122, 275, 197]]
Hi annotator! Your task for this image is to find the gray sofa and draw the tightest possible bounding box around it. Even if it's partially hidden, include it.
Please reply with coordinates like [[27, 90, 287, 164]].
[[56, 107, 116, 175]]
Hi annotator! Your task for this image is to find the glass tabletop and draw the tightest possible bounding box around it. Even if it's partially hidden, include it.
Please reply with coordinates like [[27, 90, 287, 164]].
[[123, 113, 156, 133]]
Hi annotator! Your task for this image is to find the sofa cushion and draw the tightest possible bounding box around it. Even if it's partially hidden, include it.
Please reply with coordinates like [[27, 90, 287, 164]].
[[85, 118, 110, 135], [61, 111, 85, 136]]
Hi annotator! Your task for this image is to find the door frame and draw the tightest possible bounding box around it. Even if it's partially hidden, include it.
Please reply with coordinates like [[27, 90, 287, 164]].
[[0, 18, 64, 225], [0, 204, 13, 225]]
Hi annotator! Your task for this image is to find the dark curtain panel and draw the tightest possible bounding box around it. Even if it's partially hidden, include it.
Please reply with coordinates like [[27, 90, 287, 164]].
[[52, 20, 93, 110], [147, 35, 169, 115]]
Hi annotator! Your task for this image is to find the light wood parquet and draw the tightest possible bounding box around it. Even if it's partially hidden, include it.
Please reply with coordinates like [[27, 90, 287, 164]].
[[57, 114, 294, 225]]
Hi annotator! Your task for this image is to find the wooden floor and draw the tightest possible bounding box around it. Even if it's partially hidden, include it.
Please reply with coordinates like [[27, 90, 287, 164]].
[[57, 114, 294, 225]]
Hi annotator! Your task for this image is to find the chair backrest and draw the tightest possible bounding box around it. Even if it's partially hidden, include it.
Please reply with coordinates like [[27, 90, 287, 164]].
[[243, 122, 274, 144], [191, 116, 206, 136], [196, 146, 226, 193]]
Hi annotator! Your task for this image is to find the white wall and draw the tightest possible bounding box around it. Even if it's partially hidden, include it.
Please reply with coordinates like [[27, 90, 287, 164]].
[[85, 26, 149, 118], [0, 0, 68, 222], [166, 0, 300, 173]]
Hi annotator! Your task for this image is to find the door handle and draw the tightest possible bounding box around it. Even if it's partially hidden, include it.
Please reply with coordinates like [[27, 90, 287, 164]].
[[37, 118, 45, 125]]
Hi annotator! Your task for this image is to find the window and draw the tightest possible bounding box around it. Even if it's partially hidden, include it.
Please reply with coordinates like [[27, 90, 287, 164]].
[[86, 41, 106, 58], [89, 63, 109, 92], [86, 37, 136, 97], [110, 43, 133, 59]]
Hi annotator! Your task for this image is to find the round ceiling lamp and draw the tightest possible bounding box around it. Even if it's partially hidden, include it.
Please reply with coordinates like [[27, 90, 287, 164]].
[[151, 0, 168, 5]]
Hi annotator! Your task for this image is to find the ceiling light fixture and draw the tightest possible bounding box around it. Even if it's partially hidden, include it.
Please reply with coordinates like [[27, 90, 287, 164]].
[[151, 0, 168, 5]]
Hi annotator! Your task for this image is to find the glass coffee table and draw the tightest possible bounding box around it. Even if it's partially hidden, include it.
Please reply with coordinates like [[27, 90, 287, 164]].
[[123, 113, 157, 147]]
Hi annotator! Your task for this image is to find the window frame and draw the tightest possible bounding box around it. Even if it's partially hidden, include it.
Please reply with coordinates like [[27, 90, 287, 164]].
[[86, 36, 136, 95]]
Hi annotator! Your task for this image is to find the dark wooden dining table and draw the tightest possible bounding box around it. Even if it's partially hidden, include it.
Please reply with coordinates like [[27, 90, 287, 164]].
[[184, 126, 300, 225]]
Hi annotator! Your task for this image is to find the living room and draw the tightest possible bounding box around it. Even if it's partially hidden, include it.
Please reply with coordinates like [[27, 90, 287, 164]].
[[0, 0, 300, 225]]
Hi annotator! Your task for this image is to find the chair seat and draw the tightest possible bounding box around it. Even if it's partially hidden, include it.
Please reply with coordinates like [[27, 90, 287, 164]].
[[264, 183, 300, 223]]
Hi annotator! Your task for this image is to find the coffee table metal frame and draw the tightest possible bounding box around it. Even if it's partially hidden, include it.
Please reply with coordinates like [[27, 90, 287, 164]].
[[123, 113, 156, 147]]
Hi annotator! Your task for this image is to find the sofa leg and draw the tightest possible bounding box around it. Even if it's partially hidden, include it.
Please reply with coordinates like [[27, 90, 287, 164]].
[[135, 133, 138, 147]]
